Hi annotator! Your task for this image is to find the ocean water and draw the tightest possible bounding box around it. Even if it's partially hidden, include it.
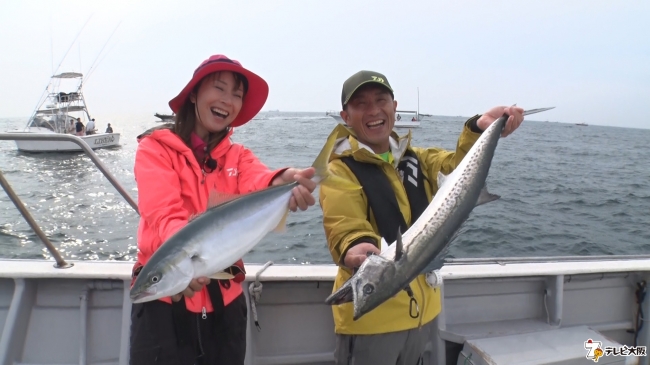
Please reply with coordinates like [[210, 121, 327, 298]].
[[0, 112, 648, 265]]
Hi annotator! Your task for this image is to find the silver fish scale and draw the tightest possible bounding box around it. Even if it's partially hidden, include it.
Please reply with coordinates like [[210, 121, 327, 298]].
[[398, 118, 503, 271]]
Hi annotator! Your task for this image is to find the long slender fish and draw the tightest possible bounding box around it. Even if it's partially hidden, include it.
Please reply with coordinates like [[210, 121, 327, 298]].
[[325, 107, 555, 320], [130, 124, 357, 303]]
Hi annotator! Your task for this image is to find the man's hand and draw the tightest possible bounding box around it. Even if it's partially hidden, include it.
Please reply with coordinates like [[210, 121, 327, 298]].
[[476, 106, 525, 137], [272, 167, 317, 211], [343, 242, 381, 269], [171, 277, 210, 302]]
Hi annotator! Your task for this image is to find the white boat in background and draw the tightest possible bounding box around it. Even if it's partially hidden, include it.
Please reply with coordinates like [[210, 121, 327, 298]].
[[325, 109, 343, 122], [0, 133, 647, 365], [326, 110, 422, 128], [394, 87, 423, 128], [326, 88, 424, 128], [395, 110, 421, 128], [10, 72, 120, 152]]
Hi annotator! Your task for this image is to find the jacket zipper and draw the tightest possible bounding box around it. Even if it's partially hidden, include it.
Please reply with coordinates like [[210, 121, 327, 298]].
[[196, 296, 207, 357], [201, 290, 207, 319], [195, 315, 204, 357], [416, 279, 425, 328], [390, 160, 426, 327]]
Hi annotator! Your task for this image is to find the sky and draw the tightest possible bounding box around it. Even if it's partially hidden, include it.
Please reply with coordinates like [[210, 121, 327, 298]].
[[1, 0, 648, 129]]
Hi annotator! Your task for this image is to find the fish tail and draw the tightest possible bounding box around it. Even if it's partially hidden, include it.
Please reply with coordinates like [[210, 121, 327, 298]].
[[311, 125, 359, 190]]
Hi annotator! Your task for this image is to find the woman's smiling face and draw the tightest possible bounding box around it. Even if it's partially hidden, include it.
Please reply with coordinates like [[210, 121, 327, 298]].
[[191, 71, 245, 139]]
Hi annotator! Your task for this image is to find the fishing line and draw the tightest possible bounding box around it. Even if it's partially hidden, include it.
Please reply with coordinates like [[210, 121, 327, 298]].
[[84, 21, 122, 84], [53, 15, 93, 77]]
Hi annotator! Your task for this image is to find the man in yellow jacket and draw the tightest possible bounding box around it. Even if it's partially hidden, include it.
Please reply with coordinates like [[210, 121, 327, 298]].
[[319, 70, 524, 365]]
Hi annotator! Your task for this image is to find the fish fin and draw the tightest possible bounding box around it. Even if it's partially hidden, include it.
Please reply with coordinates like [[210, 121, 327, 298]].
[[209, 271, 235, 280], [419, 224, 466, 275], [312, 125, 361, 191], [476, 185, 500, 206], [395, 227, 404, 261], [437, 171, 448, 188], [207, 190, 241, 209], [273, 208, 289, 233]]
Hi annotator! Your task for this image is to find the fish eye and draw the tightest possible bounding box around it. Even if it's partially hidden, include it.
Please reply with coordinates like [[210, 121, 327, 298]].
[[150, 275, 160, 283], [363, 284, 374, 295]]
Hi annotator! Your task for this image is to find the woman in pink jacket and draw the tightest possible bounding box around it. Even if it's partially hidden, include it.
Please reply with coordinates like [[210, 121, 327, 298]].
[[129, 54, 316, 364]]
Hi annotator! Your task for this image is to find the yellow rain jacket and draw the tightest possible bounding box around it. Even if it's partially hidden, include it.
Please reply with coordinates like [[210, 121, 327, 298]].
[[319, 117, 481, 335]]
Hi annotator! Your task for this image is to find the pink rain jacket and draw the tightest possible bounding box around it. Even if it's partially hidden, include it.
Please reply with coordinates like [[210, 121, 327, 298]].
[[133, 127, 285, 313]]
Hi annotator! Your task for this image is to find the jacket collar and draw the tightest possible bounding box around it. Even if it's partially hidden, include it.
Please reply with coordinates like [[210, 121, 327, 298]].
[[330, 124, 411, 167], [136, 124, 234, 166]]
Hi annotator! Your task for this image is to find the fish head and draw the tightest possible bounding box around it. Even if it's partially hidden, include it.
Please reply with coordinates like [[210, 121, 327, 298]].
[[129, 253, 194, 303], [325, 254, 396, 321]]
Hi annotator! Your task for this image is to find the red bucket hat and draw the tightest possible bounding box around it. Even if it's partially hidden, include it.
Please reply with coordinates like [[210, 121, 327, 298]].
[[168, 54, 269, 127]]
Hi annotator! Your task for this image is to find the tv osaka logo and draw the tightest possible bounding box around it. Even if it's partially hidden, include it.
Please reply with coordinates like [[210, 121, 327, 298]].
[[584, 338, 647, 362]]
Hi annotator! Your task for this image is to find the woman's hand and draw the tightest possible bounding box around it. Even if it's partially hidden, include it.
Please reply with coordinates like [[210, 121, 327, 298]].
[[272, 167, 317, 211], [171, 277, 210, 302]]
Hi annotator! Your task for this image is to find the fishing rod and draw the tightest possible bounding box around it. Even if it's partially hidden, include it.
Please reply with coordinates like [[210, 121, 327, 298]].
[[83, 21, 122, 85], [52, 14, 93, 77]]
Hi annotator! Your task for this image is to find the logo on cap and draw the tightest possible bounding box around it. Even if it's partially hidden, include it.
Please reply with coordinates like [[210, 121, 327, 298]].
[[371, 76, 385, 84]]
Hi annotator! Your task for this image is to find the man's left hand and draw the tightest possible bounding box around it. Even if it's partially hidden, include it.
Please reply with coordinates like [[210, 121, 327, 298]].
[[476, 106, 525, 137], [272, 167, 317, 211]]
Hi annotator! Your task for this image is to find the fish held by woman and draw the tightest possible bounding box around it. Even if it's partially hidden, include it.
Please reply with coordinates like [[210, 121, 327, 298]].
[[130, 124, 358, 303]]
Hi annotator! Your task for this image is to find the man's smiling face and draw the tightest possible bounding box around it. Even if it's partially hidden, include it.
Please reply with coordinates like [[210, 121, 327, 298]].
[[341, 83, 397, 153]]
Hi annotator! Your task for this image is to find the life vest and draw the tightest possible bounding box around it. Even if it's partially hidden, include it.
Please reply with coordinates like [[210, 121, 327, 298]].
[[340, 149, 428, 244]]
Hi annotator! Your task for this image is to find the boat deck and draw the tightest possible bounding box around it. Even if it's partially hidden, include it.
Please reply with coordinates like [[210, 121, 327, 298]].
[[0, 256, 647, 365]]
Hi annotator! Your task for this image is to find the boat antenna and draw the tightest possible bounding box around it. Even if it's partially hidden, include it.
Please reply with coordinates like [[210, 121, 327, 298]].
[[52, 14, 93, 77], [83, 21, 122, 85]]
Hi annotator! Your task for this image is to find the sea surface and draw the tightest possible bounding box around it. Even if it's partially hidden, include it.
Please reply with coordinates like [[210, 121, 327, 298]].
[[0, 112, 649, 265]]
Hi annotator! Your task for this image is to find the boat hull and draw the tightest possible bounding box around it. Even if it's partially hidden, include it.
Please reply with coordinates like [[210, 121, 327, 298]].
[[0, 256, 646, 365], [11, 130, 121, 152], [394, 119, 421, 128]]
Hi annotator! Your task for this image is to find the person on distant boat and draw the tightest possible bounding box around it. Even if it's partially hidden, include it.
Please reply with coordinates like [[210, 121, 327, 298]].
[[66, 119, 75, 134], [86, 118, 97, 135], [105, 123, 113, 133], [74, 118, 85, 136], [411, 116, 416, 121], [319, 70, 525, 365], [129, 54, 318, 365]]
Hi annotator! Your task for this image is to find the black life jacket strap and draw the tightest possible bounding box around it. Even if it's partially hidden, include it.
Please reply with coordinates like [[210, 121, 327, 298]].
[[397, 150, 429, 223], [340, 149, 427, 244]]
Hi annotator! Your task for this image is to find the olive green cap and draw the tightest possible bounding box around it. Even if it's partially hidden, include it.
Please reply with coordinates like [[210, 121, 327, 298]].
[[341, 70, 394, 107]]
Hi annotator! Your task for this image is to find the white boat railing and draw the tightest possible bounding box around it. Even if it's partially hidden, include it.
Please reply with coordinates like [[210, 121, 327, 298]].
[[0, 132, 139, 268], [0, 132, 138, 213]]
